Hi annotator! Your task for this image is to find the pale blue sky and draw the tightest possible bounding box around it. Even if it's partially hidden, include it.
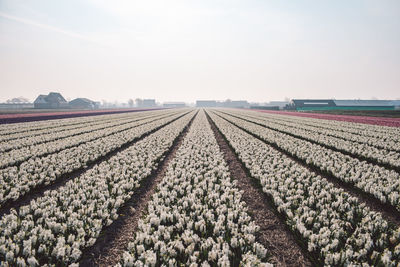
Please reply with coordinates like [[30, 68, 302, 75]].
[[1, 0, 399, 103]]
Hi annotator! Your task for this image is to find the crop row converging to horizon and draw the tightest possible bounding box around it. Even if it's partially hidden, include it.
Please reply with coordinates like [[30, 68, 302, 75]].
[[0, 108, 400, 266]]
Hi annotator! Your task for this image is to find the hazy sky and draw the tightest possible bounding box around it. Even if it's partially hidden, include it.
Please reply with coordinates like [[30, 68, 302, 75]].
[[1, 0, 399, 103]]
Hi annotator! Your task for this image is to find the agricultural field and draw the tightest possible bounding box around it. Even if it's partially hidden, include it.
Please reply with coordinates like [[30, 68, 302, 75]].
[[303, 110, 400, 119], [258, 110, 400, 127], [0, 108, 162, 124], [0, 108, 400, 266]]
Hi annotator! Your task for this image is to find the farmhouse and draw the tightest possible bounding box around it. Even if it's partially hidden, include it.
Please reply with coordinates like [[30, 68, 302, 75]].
[[34, 92, 69, 109]]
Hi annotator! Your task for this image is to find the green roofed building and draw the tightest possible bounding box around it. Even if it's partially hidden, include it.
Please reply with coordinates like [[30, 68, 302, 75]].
[[287, 99, 400, 111]]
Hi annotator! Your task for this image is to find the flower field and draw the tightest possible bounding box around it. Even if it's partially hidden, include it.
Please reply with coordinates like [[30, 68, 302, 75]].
[[256, 110, 400, 128], [0, 108, 162, 124], [0, 108, 399, 266]]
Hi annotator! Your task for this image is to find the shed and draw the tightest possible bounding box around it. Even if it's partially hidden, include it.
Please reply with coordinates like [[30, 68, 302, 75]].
[[163, 102, 186, 108], [69, 98, 98, 109], [196, 100, 217, 107]]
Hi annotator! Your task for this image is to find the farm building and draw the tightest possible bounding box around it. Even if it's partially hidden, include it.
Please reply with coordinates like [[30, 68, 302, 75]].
[[250, 101, 289, 110], [268, 101, 290, 109], [163, 102, 186, 108], [287, 99, 400, 111], [69, 98, 99, 109], [223, 100, 249, 108], [34, 92, 69, 109], [142, 99, 156, 107], [196, 100, 217, 107]]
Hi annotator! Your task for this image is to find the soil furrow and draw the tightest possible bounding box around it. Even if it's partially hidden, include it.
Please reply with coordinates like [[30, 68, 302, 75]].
[[206, 111, 314, 267], [79, 111, 197, 267], [0, 111, 191, 218], [212, 111, 400, 227]]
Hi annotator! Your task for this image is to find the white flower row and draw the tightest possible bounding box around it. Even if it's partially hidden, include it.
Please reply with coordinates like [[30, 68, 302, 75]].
[[220, 110, 400, 168], [0, 111, 195, 266], [247, 109, 400, 142], [0, 113, 106, 136], [0, 111, 188, 208], [0, 111, 147, 138], [119, 110, 270, 267], [0, 111, 173, 153], [231, 110, 400, 152], [0, 111, 180, 169], [0, 114, 126, 145], [214, 111, 400, 211], [209, 111, 400, 266]]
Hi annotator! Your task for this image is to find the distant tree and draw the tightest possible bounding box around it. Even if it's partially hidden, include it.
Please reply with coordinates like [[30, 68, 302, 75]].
[[224, 99, 232, 108], [128, 99, 134, 107], [101, 99, 109, 108]]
